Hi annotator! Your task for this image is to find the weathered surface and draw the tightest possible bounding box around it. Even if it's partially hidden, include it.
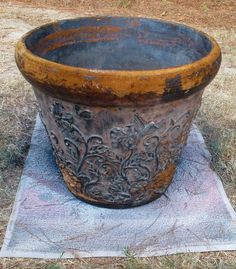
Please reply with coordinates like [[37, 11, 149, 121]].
[[16, 17, 221, 205], [36, 88, 202, 207], [1, 116, 236, 258], [15, 17, 221, 105], [15, 17, 221, 207]]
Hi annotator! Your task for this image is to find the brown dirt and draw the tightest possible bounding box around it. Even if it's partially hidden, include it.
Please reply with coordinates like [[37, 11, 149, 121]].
[[0, 1, 236, 268], [4, 0, 236, 28]]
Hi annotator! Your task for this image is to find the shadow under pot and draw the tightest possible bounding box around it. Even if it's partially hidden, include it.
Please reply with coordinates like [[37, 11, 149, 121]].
[[15, 17, 221, 208]]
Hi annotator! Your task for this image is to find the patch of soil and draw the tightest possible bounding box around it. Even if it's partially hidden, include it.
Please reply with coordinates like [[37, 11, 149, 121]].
[[3, 0, 236, 28]]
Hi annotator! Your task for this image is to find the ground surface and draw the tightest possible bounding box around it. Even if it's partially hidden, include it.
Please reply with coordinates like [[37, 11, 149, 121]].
[[0, 0, 236, 268]]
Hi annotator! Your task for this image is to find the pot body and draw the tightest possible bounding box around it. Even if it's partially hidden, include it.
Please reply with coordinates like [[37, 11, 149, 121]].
[[35, 87, 202, 208]]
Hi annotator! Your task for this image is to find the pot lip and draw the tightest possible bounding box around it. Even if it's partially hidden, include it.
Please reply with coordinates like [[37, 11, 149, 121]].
[[15, 16, 221, 101], [17, 16, 221, 75]]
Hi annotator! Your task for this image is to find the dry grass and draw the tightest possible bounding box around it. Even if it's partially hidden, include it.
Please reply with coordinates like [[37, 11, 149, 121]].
[[1, 251, 236, 268], [0, 1, 236, 268], [196, 29, 236, 209]]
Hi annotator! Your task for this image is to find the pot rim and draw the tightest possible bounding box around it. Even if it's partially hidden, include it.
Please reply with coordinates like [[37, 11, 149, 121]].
[[15, 16, 221, 100]]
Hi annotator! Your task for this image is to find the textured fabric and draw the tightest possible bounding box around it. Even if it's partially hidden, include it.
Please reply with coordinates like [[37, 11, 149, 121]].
[[1, 115, 236, 258]]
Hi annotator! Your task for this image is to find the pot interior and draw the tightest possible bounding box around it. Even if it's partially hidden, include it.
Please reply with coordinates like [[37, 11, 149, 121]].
[[25, 17, 212, 71]]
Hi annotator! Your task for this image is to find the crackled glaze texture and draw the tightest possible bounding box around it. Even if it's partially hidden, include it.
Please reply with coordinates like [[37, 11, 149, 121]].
[[36, 88, 202, 207]]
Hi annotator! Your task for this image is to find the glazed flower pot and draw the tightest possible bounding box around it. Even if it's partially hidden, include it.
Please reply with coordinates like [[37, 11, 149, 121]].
[[15, 17, 221, 208]]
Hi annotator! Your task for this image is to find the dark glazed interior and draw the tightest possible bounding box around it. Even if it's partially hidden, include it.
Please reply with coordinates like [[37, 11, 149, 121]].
[[25, 17, 212, 71]]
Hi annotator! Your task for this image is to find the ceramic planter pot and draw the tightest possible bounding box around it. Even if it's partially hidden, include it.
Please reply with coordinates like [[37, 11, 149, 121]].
[[15, 17, 221, 208]]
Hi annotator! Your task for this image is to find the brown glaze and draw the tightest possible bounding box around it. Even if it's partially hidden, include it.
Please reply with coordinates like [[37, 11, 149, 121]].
[[60, 162, 176, 208], [15, 17, 221, 208], [15, 17, 221, 106], [35, 87, 202, 208]]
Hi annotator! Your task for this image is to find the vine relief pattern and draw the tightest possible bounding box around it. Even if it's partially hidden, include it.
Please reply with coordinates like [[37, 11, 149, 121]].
[[48, 102, 193, 205]]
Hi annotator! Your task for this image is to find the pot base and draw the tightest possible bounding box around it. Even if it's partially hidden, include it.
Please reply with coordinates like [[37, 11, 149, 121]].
[[59, 160, 176, 208]]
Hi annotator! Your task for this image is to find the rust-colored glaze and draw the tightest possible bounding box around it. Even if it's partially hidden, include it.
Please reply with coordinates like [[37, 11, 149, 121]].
[[32, 26, 122, 56], [147, 164, 176, 193], [15, 17, 221, 208], [28, 78, 207, 107], [60, 161, 176, 208], [15, 17, 221, 106]]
